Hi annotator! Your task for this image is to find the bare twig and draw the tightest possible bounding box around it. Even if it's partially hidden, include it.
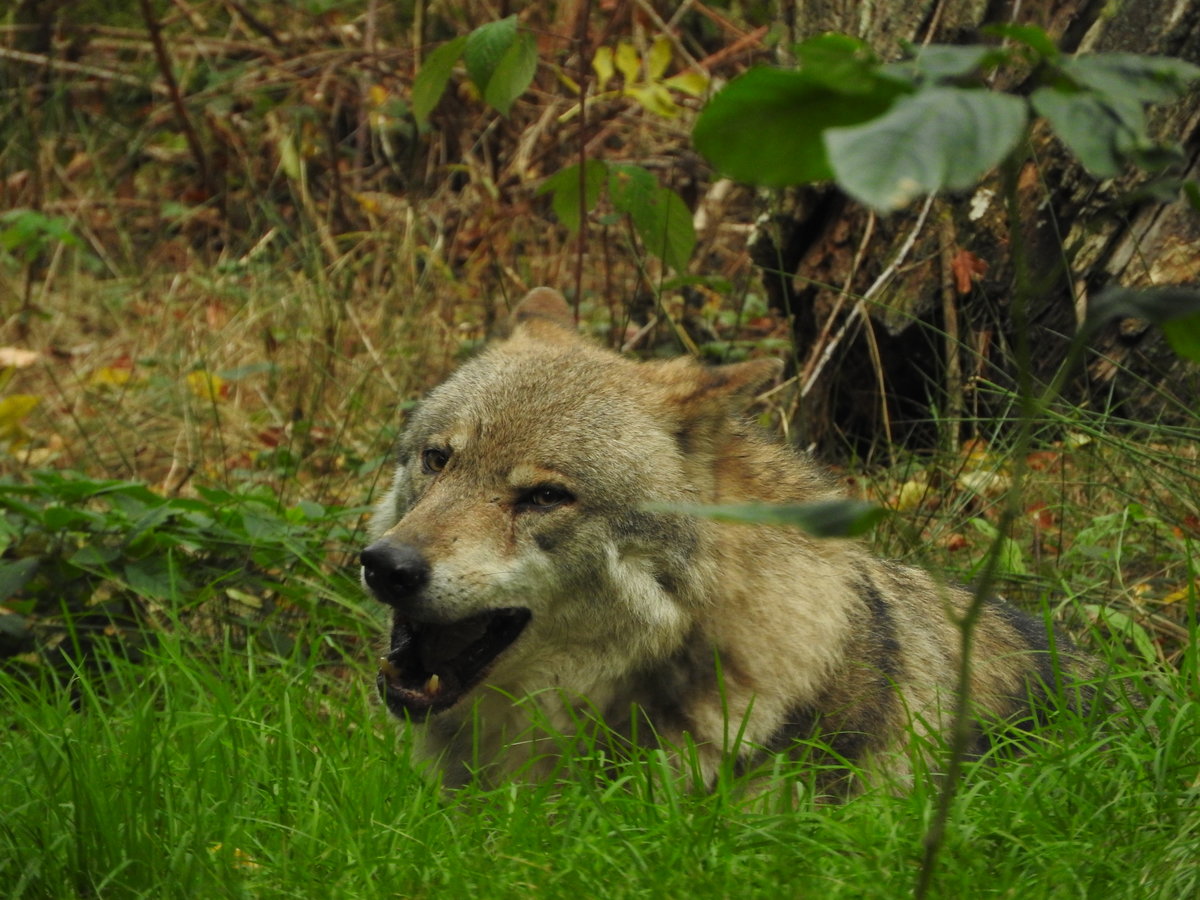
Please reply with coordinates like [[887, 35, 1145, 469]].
[[572, 0, 594, 319], [800, 194, 936, 398], [0, 47, 170, 94], [939, 210, 964, 452], [137, 0, 212, 197]]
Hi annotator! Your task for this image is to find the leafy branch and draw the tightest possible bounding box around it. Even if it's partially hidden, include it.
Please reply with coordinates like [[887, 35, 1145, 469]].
[[694, 29, 1200, 211], [694, 29, 1200, 361]]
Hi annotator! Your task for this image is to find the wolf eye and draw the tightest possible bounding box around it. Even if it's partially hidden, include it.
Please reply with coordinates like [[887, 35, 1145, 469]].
[[520, 486, 574, 510], [422, 448, 450, 474]]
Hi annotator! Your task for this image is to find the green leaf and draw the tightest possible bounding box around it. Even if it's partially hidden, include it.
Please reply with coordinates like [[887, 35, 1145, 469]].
[[824, 87, 1028, 211], [124, 559, 175, 600], [968, 517, 1027, 578], [647, 186, 696, 273], [1087, 285, 1200, 362], [608, 164, 695, 272], [0, 557, 39, 602], [895, 43, 1006, 81], [69, 545, 121, 567], [1031, 86, 1126, 177], [1063, 53, 1200, 106], [1162, 316, 1200, 362], [1081, 603, 1159, 666], [411, 35, 467, 127], [463, 16, 519, 94], [647, 499, 885, 538], [792, 34, 883, 92], [538, 160, 607, 232], [1183, 180, 1200, 213], [982, 23, 1060, 61], [694, 67, 906, 188], [483, 29, 537, 117]]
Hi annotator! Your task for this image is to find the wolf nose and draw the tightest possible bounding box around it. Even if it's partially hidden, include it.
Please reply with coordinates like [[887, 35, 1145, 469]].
[[360, 540, 430, 606]]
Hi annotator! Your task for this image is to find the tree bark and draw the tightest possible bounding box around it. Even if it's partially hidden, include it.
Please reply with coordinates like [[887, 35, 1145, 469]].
[[755, 0, 1200, 458]]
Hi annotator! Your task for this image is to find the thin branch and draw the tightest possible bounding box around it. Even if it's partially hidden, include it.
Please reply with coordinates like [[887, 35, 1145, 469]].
[[572, 0, 594, 319], [800, 194, 936, 398], [137, 0, 211, 197], [0, 47, 170, 94]]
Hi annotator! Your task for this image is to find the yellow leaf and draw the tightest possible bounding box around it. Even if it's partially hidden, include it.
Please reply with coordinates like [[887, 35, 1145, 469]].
[[0, 394, 38, 441], [957, 469, 1011, 497], [647, 35, 672, 80], [89, 366, 133, 388], [665, 69, 709, 97], [278, 133, 302, 181], [615, 42, 641, 86], [555, 68, 581, 95], [187, 370, 225, 403], [1161, 583, 1197, 604], [626, 83, 679, 118], [591, 46, 614, 88], [893, 479, 927, 511]]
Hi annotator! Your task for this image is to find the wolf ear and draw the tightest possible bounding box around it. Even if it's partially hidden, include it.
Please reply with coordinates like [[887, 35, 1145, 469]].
[[694, 357, 784, 406], [510, 288, 574, 330], [653, 356, 784, 412]]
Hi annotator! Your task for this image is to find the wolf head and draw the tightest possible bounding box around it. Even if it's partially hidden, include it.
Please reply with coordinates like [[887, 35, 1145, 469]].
[[362, 288, 781, 724]]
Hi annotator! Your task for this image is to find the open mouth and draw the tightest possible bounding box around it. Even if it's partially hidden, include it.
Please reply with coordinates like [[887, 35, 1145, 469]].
[[377, 607, 531, 718]]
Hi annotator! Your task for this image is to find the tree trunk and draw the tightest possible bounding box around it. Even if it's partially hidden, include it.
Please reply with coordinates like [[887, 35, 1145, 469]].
[[754, 0, 1200, 458]]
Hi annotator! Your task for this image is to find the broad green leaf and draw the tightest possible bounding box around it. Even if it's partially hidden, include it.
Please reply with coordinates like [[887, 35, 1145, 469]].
[[895, 42, 1005, 81], [412, 35, 467, 126], [1184, 180, 1200, 213], [694, 67, 906, 187], [538, 160, 607, 232], [42, 505, 104, 530], [484, 29, 537, 116], [0, 557, 39, 602], [969, 517, 1028, 578], [793, 33, 882, 93], [1081, 603, 1159, 665], [124, 559, 177, 600], [825, 87, 1027, 211], [607, 163, 658, 218], [608, 164, 696, 272], [1087, 285, 1200, 362], [1162, 316, 1200, 362], [647, 187, 696, 273], [69, 545, 121, 567], [646, 499, 886, 538], [1063, 53, 1200, 106], [983, 23, 1060, 60], [1032, 86, 1124, 177], [463, 16, 518, 93]]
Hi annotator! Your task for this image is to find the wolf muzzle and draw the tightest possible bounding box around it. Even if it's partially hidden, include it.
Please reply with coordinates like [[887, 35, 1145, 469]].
[[360, 539, 430, 609], [361, 538, 531, 719]]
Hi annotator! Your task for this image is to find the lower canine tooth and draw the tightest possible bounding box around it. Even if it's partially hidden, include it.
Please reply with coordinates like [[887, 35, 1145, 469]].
[[425, 673, 441, 695], [379, 657, 401, 680]]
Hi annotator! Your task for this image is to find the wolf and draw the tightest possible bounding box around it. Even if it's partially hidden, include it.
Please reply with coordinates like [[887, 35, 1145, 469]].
[[362, 287, 1092, 790]]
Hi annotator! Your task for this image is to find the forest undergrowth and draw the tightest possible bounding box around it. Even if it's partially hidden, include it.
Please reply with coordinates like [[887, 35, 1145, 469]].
[[1, 2, 1197, 897]]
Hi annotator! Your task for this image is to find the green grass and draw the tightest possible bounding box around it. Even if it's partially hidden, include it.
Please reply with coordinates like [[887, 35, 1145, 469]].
[[3, 599, 1197, 898]]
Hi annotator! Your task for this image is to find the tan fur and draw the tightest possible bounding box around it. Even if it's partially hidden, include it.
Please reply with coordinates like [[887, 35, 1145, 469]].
[[362, 288, 1091, 790]]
